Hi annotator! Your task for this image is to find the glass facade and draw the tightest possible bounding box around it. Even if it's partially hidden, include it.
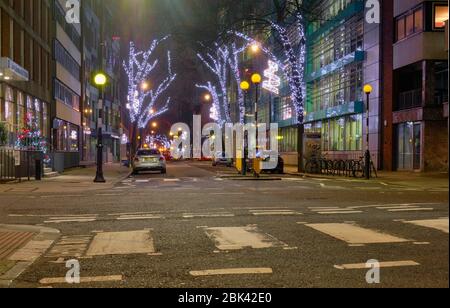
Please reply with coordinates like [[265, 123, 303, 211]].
[[305, 1, 365, 156]]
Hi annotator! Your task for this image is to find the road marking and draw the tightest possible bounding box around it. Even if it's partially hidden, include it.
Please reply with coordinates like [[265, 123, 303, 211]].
[[46, 235, 92, 259], [403, 218, 449, 234], [44, 217, 97, 224], [190, 268, 273, 277], [376, 206, 421, 210], [304, 223, 411, 245], [164, 179, 180, 182], [95, 193, 122, 197], [204, 226, 288, 250], [116, 214, 163, 221], [86, 230, 156, 256], [317, 211, 363, 215], [250, 210, 302, 216], [209, 192, 245, 195], [388, 208, 434, 212], [183, 213, 235, 219], [334, 261, 420, 270], [39, 275, 123, 285], [135, 180, 150, 183]]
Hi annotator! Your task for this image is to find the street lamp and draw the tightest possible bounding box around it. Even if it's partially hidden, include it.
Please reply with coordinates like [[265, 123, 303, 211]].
[[141, 81, 150, 91], [364, 84, 373, 180], [240, 81, 251, 175], [93, 72, 107, 183], [251, 73, 262, 178], [204, 93, 211, 102], [250, 42, 260, 53]]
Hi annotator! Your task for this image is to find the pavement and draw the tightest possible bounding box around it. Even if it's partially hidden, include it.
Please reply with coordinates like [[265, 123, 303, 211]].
[[0, 160, 448, 288], [0, 163, 131, 194]]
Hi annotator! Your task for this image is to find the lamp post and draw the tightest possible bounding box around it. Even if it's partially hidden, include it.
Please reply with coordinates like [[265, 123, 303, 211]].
[[364, 84, 373, 180], [93, 72, 107, 183], [251, 73, 262, 178], [240, 81, 250, 175]]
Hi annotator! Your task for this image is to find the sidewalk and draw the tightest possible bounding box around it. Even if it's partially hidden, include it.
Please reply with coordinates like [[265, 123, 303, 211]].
[[0, 224, 60, 287], [0, 163, 131, 194], [284, 165, 449, 190]]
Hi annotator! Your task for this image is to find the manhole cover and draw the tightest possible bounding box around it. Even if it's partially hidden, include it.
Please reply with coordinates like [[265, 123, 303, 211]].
[[0, 230, 35, 260]]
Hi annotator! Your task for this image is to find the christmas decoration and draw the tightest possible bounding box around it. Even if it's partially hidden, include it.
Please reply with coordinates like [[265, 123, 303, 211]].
[[263, 60, 281, 95], [122, 38, 176, 129], [196, 42, 248, 125], [15, 112, 50, 163], [232, 13, 306, 124]]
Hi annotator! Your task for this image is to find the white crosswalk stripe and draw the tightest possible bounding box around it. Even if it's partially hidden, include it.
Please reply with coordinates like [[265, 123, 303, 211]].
[[303, 223, 411, 245], [46, 235, 93, 259], [401, 218, 449, 234]]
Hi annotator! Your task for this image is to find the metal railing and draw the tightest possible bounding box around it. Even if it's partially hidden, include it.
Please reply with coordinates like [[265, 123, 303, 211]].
[[0, 149, 44, 182], [398, 89, 422, 110]]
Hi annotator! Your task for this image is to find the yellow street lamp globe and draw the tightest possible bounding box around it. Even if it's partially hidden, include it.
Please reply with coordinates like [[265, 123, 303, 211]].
[[240, 81, 250, 91], [250, 43, 260, 53], [94, 73, 107, 86], [204, 94, 211, 101], [251, 73, 262, 84], [364, 84, 373, 95]]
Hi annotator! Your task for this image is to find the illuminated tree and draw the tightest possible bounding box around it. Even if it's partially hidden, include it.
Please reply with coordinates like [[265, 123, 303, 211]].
[[123, 37, 177, 153]]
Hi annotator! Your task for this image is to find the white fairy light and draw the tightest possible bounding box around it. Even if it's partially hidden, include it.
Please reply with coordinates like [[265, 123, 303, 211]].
[[122, 38, 176, 129]]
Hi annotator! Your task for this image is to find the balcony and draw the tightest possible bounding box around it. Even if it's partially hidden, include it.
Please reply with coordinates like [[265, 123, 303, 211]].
[[398, 89, 422, 110]]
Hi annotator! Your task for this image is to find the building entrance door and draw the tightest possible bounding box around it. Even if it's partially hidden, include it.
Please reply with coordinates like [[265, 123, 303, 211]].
[[396, 122, 421, 171]]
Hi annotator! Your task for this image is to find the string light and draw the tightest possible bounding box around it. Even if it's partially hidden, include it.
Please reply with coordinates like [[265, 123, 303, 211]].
[[123, 37, 177, 129]]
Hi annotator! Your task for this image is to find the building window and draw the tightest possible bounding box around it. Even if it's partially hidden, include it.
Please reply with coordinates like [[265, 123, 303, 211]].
[[53, 119, 79, 152], [54, 40, 80, 79], [320, 114, 363, 152], [54, 79, 80, 111], [396, 7, 424, 42], [434, 4, 449, 29]]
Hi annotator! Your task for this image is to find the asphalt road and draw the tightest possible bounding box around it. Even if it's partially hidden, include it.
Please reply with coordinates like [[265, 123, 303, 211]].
[[0, 161, 448, 288]]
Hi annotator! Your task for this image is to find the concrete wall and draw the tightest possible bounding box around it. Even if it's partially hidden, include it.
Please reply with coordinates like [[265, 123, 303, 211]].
[[394, 32, 448, 69]]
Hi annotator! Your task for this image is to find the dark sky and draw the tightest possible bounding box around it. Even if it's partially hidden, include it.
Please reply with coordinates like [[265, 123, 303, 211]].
[[116, 0, 219, 131]]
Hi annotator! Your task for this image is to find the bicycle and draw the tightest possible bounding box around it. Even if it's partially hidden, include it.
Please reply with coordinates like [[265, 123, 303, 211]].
[[352, 157, 378, 178]]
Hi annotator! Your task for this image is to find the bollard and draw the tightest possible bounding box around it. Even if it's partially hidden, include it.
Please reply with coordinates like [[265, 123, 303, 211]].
[[35, 159, 42, 181]]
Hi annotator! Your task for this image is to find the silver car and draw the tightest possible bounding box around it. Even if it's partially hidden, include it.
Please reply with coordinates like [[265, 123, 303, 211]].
[[132, 149, 167, 174]]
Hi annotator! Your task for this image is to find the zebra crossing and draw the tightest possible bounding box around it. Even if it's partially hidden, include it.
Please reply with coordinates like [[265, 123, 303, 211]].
[[42, 217, 448, 260]]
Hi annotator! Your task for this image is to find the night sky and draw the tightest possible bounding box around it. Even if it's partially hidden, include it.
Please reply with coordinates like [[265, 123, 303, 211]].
[[116, 0, 220, 132]]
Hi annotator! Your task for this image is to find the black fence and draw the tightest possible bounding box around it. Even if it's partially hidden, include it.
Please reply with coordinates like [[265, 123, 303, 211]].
[[0, 149, 44, 182]]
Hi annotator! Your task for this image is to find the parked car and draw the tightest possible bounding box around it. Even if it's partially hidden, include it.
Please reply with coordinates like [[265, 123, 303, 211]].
[[132, 149, 167, 174], [247, 155, 284, 174], [212, 152, 233, 167]]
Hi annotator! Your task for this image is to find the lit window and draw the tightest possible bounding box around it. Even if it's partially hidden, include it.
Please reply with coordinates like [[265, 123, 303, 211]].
[[434, 4, 449, 29]]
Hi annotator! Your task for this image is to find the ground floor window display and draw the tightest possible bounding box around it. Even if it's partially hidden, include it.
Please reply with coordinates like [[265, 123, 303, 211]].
[[0, 84, 50, 147], [53, 119, 79, 152]]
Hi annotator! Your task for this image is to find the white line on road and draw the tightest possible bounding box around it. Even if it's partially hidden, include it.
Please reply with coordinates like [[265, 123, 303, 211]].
[[304, 223, 411, 245], [116, 214, 163, 221], [190, 268, 273, 277], [317, 211, 363, 215], [183, 213, 235, 219], [204, 226, 288, 250], [86, 230, 156, 256], [39, 275, 123, 285], [402, 218, 449, 234], [387, 208, 434, 212], [250, 210, 302, 216], [334, 261, 420, 270]]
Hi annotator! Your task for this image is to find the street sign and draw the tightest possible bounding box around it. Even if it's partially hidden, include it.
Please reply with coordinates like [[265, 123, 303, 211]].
[[14, 151, 21, 166]]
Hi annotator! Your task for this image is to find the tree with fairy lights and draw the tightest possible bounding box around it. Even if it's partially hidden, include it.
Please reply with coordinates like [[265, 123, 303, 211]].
[[15, 112, 50, 163], [212, 0, 313, 172], [196, 42, 249, 125], [123, 37, 177, 155]]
